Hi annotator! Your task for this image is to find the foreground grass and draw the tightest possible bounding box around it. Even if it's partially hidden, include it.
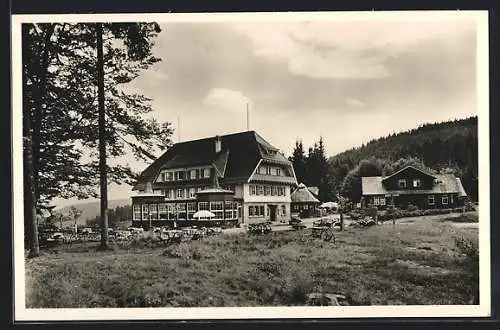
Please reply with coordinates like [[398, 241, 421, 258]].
[[25, 215, 478, 308]]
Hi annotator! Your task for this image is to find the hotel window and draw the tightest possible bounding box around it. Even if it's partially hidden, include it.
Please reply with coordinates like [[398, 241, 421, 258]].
[[249, 205, 264, 217], [190, 169, 197, 179], [198, 202, 209, 211], [258, 166, 265, 174], [224, 201, 233, 219], [442, 196, 449, 205], [167, 204, 176, 220], [165, 189, 172, 199], [249, 185, 256, 196], [149, 204, 158, 220], [277, 187, 285, 196], [177, 189, 184, 199], [264, 186, 271, 196], [158, 203, 167, 220], [141, 204, 149, 220], [428, 195, 435, 205], [413, 179, 421, 188], [210, 201, 224, 219], [257, 185, 264, 196], [176, 171, 186, 180], [398, 179, 407, 188], [450, 195, 454, 204], [177, 203, 186, 220], [189, 188, 196, 198], [266, 167, 272, 175], [281, 205, 287, 216], [276, 168, 281, 176], [187, 202, 196, 219], [203, 168, 211, 178], [133, 205, 141, 220], [165, 172, 173, 181]]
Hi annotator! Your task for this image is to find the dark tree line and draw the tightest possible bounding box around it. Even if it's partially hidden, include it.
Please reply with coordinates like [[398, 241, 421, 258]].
[[289, 137, 335, 202]]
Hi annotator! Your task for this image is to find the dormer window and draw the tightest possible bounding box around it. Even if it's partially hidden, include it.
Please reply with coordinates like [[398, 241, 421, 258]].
[[398, 179, 407, 188], [276, 168, 281, 176], [413, 179, 421, 188]]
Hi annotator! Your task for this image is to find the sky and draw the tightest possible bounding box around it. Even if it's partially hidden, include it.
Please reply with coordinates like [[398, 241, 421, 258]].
[[53, 13, 480, 208]]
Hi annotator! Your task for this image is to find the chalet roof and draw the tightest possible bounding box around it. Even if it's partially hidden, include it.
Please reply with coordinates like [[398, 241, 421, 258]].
[[291, 183, 321, 204], [133, 131, 293, 190], [382, 165, 436, 183], [361, 173, 467, 196]]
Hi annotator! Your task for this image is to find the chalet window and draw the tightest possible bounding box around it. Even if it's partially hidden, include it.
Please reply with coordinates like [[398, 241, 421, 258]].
[[190, 169, 197, 179], [176, 189, 184, 199], [249, 185, 256, 196], [133, 205, 141, 220], [158, 203, 167, 220], [257, 185, 264, 196], [428, 195, 435, 205], [413, 179, 421, 188], [203, 168, 211, 178], [141, 204, 148, 220], [398, 179, 407, 188], [264, 186, 271, 196], [198, 202, 209, 211], [189, 188, 196, 198], [266, 167, 272, 175], [166, 172, 173, 181], [373, 197, 386, 206], [272, 186, 277, 196], [281, 205, 286, 215], [276, 168, 281, 176], [149, 204, 158, 220], [258, 166, 265, 175], [442, 196, 449, 205], [450, 195, 454, 204]]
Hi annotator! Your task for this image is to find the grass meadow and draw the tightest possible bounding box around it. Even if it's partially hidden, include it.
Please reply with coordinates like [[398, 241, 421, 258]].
[[25, 213, 479, 308]]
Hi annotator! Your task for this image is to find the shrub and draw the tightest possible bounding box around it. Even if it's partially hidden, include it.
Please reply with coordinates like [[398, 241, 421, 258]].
[[407, 203, 419, 212]]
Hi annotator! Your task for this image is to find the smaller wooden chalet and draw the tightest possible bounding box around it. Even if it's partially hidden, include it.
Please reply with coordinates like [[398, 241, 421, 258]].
[[291, 183, 320, 217], [361, 165, 467, 209]]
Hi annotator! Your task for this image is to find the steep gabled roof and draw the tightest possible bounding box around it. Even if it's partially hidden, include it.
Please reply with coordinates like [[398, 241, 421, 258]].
[[361, 173, 467, 196], [291, 183, 321, 204], [134, 131, 290, 189]]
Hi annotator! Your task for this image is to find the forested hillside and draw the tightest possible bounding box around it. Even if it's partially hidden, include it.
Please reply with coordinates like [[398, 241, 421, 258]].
[[327, 116, 478, 201]]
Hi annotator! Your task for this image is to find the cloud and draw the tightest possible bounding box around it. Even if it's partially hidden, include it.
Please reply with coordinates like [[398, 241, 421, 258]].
[[233, 20, 476, 79], [346, 98, 365, 108], [203, 88, 251, 111]]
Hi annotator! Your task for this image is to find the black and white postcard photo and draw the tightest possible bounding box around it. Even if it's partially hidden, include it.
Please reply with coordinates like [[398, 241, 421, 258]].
[[11, 10, 490, 321]]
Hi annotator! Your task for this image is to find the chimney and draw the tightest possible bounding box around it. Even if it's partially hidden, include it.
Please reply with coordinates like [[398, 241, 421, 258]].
[[215, 135, 222, 153]]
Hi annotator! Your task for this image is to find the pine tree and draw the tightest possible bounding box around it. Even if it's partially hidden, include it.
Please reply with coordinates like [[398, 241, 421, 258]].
[[22, 22, 173, 255]]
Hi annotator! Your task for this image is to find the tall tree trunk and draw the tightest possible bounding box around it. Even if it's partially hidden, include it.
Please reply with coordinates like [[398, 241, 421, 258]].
[[96, 23, 109, 249], [23, 24, 56, 257], [24, 121, 39, 258]]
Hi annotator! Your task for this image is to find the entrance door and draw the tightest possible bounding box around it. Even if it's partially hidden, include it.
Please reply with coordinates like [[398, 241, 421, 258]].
[[269, 205, 277, 222]]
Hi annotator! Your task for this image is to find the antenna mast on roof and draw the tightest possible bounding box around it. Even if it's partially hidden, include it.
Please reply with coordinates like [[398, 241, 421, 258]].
[[177, 117, 180, 142], [246, 102, 250, 131]]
